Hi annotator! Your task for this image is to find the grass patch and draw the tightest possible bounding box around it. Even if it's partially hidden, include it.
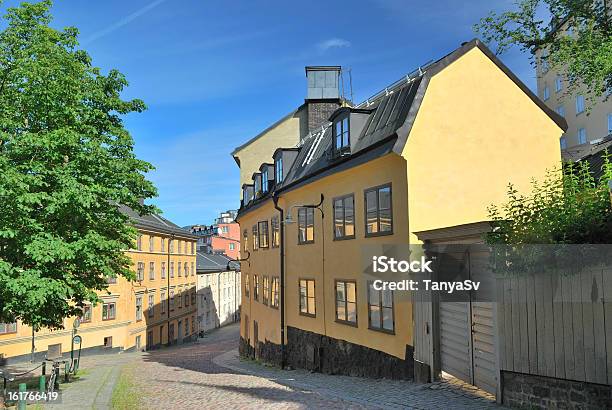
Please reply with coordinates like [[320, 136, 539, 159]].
[[111, 367, 141, 410]]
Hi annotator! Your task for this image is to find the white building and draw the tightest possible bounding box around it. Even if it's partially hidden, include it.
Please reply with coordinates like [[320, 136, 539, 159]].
[[196, 252, 241, 334]]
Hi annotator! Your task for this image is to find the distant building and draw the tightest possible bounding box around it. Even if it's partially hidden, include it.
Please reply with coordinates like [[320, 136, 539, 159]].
[[187, 210, 240, 259], [0, 206, 198, 364], [535, 19, 611, 150], [196, 252, 240, 334]]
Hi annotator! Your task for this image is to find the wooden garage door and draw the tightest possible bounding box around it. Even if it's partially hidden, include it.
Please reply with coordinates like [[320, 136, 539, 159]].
[[440, 301, 472, 383]]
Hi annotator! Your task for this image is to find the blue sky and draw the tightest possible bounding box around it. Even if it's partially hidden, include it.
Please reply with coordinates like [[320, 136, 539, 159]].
[[3, 0, 534, 226]]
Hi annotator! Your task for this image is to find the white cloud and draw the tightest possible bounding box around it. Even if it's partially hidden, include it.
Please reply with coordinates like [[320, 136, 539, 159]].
[[317, 38, 351, 52]]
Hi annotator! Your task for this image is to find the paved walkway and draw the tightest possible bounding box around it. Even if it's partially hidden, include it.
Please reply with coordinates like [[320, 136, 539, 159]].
[[132, 323, 501, 409]]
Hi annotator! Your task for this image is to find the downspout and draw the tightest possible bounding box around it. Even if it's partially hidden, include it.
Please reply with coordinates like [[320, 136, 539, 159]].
[[167, 234, 174, 345], [272, 193, 285, 369]]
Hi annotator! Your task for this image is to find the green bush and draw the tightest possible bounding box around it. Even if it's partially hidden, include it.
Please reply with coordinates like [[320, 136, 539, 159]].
[[487, 151, 612, 245]]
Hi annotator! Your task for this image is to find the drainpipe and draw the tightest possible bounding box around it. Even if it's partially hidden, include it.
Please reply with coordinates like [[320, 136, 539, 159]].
[[272, 193, 285, 369], [167, 234, 174, 345]]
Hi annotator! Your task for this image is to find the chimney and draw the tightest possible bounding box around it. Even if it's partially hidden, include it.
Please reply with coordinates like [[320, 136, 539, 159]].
[[305, 66, 342, 133]]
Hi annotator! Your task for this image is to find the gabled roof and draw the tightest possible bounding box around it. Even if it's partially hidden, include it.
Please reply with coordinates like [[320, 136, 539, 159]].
[[119, 205, 198, 239], [196, 251, 240, 273], [237, 38, 568, 217], [562, 134, 612, 181]]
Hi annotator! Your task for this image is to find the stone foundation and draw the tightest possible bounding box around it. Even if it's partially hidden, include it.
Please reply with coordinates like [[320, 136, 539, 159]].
[[502, 371, 612, 409], [286, 326, 413, 380], [239, 336, 282, 366]]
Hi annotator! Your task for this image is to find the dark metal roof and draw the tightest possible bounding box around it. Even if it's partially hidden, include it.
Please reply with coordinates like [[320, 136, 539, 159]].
[[237, 38, 569, 219], [196, 251, 240, 273], [119, 205, 198, 239], [562, 135, 612, 181]]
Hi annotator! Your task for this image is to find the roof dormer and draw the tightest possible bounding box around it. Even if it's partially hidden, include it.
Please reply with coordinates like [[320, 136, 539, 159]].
[[328, 107, 372, 157], [241, 184, 254, 206], [252, 172, 263, 197], [259, 163, 274, 193], [272, 147, 300, 185]]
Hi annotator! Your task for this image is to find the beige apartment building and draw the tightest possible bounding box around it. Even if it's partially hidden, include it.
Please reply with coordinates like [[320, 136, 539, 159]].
[[535, 23, 611, 150], [0, 206, 198, 364]]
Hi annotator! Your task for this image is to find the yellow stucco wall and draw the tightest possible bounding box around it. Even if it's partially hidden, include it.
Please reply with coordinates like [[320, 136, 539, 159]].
[[0, 232, 197, 362], [239, 154, 413, 360], [234, 111, 303, 197], [403, 47, 563, 242]]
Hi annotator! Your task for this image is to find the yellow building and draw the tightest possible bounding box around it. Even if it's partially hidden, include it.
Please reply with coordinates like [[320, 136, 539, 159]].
[[235, 39, 566, 379], [0, 206, 198, 364]]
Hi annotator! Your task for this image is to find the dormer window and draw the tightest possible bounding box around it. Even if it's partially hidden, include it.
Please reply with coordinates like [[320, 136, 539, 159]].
[[254, 177, 261, 194], [262, 168, 269, 193], [275, 157, 283, 183], [334, 116, 350, 153]]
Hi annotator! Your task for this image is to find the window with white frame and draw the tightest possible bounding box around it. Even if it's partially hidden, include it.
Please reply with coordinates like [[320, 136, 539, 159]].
[[543, 85, 550, 101], [136, 296, 143, 321], [148, 294, 154, 317], [555, 76, 562, 92], [275, 157, 283, 183], [149, 262, 155, 280], [137, 262, 144, 281]]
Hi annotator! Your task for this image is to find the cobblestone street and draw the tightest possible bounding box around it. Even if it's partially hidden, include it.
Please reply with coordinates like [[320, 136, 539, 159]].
[[129, 323, 502, 409]]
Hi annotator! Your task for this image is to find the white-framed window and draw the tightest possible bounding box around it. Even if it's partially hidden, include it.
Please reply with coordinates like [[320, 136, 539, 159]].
[[161, 262, 166, 279], [275, 157, 283, 183], [560, 137, 567, 150], [0, 322, 17, 334], [543, 86, 550, 101], [149, 236, 154, 252], [149, 262, 155, 280], [136, 296, 143, 321], [229, 243, 235, 250], [578, 128, 587, 144], [137, 262, 144, 281], [576, 95, 585, 114], [148, 294, 154, 318], [262, 168, 269, 193], [555, 76, 562, 92], [161, 290, 166, 314]]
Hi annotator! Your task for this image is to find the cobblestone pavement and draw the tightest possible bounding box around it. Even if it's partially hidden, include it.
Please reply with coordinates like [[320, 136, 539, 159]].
[[131, 323, 503, 410]]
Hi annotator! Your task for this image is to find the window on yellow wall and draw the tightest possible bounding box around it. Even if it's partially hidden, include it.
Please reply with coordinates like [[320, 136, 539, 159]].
[[244, 273, 250, 297], [298, 208, 314, 244], [365, 184, 393, 236], [137, 234, 142, 251], [271, 277, 279, 308], [254, 275, 259, 301], [137, 262, 144, 281], [252, 225, 259, 250], [367, 281, 394, 333], [258, 221, 269, 248], [333, 194, 355, 240], [262, 276, 269, 305], [271, 216, 280, 248], [161, 291, 166, 314], [79, 305, 92, 323], [102, 302, 116, 320], [148, 294, 154, 318], [335, 281, 357, 325], [149, 262, 155, 280], [170, 262, 174, 278], [169, 290, 175, 311], [161, 237, 166, 252], [149, 236, 154, 252], [0, 322, 17, 334], [243, 229, 248, 251], [184, 262, 189, 278], [136, 296, 143, 321], [299, 279, 316, 316], [161, 262, 166, 279]]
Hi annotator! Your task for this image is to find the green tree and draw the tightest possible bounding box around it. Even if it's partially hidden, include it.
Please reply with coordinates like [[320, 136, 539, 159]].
[[0, 1, 157, 331], [474, 0, 612, 104]]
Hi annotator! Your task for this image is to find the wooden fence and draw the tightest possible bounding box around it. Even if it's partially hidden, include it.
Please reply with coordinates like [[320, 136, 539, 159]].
[[496, 267, 612, 386]]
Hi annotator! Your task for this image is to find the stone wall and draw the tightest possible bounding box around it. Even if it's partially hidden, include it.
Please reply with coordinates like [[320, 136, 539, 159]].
[[286, 326, 413, 380], [239, 336, 282, 367], [502, 371, 612, 409]]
